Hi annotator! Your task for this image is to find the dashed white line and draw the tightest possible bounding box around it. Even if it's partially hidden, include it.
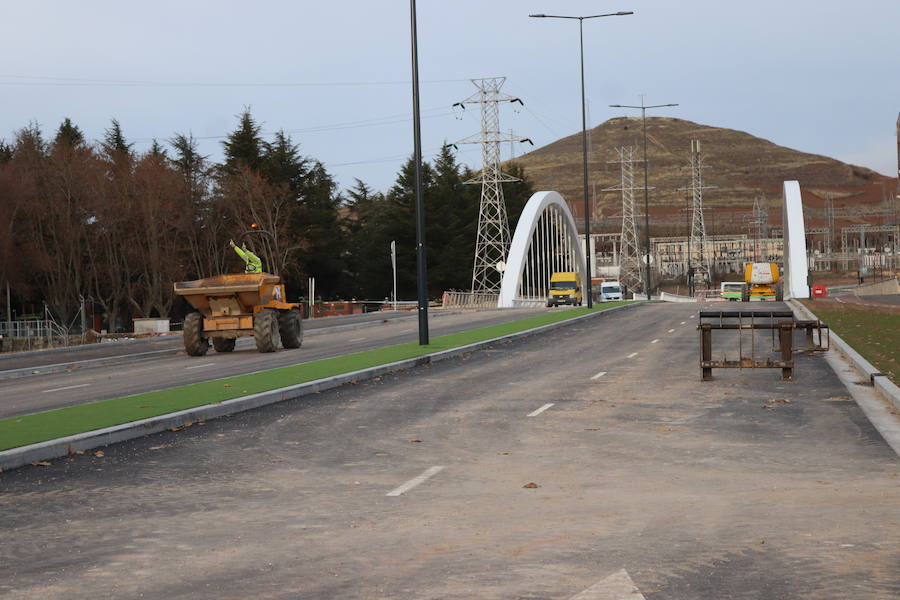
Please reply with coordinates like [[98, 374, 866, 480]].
[[590, 371, 607, 380], [348, 337, 367, 342], [690, 314, 696, 319], [651, 339, 659, 344], [627, 352, 638, 359], [41, 383, 90, 394], [185, 362, 215, 370], [527, 403, 555, 417], [386, 466, 445, 497], [680, 321, 686, 325], [667, 328, 675, 333]]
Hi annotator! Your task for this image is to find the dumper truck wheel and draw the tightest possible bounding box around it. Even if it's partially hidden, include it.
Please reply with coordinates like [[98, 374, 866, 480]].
[[183, 312, 209, 357], [279, 309, 303, 349], [254, 309, 279, 353], [212, 337, 235, 353]]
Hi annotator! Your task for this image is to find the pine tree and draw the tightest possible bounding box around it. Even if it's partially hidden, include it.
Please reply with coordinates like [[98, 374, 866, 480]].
[[53, 117, 85, 148], [263, 130, 308, 196], [344, 179, 389, 298], [169, 133, 208, 177], [148, 139, 167, 158], [101, 119, 133, 168], [222, 108, 264, 173]]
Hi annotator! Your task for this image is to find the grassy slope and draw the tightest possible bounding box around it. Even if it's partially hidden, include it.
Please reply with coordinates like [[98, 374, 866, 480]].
[[800, 301, 899, 382], [0, 303, 628, 451]]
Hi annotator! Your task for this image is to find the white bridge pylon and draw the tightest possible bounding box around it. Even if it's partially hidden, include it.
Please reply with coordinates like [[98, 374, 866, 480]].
[[498, 191, 586, 308]]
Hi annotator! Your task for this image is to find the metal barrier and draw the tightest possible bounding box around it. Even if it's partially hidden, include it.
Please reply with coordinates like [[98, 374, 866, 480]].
[[698, 310, 829, 381], [441, 291, 500, 309]]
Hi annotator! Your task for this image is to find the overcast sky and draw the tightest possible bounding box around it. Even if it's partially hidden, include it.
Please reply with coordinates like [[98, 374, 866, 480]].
[[3, 1, 898, 194]]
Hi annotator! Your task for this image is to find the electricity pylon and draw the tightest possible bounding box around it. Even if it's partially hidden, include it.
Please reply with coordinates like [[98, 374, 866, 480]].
[[687, 139, 713, 279], [453, 77, 531, 293], [604, 146, 644, 292]]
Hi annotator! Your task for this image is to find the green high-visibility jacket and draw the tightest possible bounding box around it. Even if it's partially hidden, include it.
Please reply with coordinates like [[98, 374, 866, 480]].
[[234, 246, 263, 273]]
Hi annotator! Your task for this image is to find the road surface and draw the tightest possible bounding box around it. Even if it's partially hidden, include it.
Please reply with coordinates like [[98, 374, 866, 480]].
[[2, 302, 899, 599]]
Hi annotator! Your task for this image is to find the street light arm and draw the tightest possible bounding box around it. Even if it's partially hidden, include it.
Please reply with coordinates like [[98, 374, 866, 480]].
[[583, 11, 634, 19], [529, 12, 633, 20]]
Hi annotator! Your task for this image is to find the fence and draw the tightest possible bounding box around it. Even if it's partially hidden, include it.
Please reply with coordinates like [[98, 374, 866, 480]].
[[0, 319, 74, 351], [441, 291, 500, 309]]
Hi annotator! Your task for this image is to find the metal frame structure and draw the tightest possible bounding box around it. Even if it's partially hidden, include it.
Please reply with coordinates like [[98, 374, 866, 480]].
[[604, 146, 643, 291], [698, 310, 829, 381], [453, 77, 530, 294], [688, 139, 713, 280]]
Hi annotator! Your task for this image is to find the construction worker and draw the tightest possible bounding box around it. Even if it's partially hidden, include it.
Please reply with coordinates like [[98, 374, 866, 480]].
[[229, 239, 263, 273]]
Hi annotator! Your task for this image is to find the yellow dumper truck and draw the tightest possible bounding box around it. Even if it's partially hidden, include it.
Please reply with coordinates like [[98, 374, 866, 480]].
[[742, 262, 783, 301]]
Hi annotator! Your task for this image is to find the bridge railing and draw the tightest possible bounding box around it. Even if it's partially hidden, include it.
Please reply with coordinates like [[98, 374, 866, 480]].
[[441, 291, 500, 310]]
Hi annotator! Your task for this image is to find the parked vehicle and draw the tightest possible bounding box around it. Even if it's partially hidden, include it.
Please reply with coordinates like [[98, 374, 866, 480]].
[[599, 280, 623, 302], [719, 281, 746, 301], [547, 272, 582, 307]]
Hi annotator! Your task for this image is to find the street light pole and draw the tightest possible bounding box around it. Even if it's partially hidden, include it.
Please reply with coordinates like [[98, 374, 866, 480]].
[[609, 99, 678, 297], [410, 0, 428, 345], [530, 11, 633, 308]]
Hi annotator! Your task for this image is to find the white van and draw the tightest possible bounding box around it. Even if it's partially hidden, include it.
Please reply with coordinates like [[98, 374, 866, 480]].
[[599, 280, 623, 302]]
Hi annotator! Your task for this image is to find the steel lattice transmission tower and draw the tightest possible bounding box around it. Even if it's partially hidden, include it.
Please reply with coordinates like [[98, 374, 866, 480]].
[[688, 139, 713, 278], [604, 146, 644, 291], [749, 195, 769, 262], [454, 77, 531, 293]]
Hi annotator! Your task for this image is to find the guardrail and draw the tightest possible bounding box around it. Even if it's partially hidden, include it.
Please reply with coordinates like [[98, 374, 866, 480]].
[[441, 291, 500, 309]]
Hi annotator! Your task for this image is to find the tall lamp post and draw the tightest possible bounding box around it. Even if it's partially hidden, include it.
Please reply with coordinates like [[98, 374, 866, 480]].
[[410, 0, 428, 345], [530, 11, 633, 308], [609, 98, 678, 297]]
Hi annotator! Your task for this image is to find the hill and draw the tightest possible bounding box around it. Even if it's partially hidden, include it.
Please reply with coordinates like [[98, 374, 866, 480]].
[[507, 117, 897, 233]]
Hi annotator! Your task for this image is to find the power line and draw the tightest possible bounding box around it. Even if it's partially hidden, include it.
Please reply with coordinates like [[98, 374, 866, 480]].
[[0, 74, 472, 88]]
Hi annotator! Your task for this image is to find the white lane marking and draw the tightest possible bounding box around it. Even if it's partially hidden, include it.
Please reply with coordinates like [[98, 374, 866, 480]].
[[41, 383, 90, 394], [185, 362, 215, 370], [348, 337, 367, 342], [667, 328, 675, 333], [527, 403, 555, 417], [386, 466, 445, 497], [651, 339, 659, 344], [627, 352, 638, 359], [569, 568, 645, 600], [680, 321, 686, 325], [690, 314, 696, 319], [590, 371, 607, 380]]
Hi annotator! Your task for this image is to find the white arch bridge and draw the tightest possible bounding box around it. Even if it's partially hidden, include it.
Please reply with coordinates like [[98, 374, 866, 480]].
[[498, 191, 586, 308]]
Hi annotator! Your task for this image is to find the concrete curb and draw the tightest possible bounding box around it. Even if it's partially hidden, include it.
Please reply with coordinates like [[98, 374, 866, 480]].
[[0, 303, 638, 471], [789, 299, 900, 412]]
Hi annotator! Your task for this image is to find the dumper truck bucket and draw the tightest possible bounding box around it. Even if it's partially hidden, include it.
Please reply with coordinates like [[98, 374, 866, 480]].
[[174, 273, 282, 314]]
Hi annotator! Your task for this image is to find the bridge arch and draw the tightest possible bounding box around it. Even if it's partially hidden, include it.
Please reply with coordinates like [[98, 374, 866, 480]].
[[498, 191, 586, 308]]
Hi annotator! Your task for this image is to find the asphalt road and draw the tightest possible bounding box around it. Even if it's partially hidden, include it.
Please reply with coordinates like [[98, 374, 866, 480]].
[[2, 302, 899, 599], [0, 308, 547, 419], [0, 310, 446, 372]]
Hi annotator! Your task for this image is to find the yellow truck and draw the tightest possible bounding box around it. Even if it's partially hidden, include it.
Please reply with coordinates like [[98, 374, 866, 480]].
[[742, 262, 783, 301], [547, 272, 582, 307]]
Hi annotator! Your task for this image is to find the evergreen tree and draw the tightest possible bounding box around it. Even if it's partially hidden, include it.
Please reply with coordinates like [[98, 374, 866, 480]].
[[148, 139, 167, 158], [287, 160, 347, 297], [344, 179, 389, 298], [382, 157, 435, 297], [0, 141, 12, 163], [169, 133, 207, 177], [53, 117, 85, 148], [221, 108, 264, 173], [263, 130, 308, 195], [101, 119, 133, 167]]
